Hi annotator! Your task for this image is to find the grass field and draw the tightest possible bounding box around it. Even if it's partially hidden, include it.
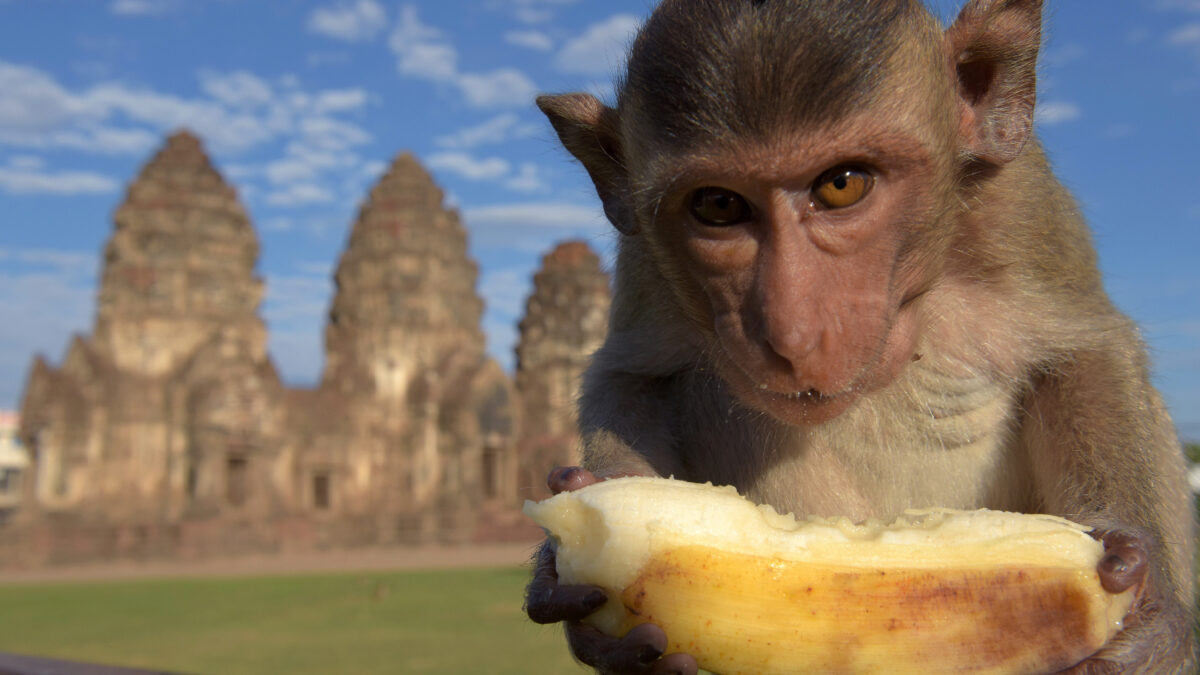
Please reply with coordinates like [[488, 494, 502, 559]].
[[0, 566, 586, 674]]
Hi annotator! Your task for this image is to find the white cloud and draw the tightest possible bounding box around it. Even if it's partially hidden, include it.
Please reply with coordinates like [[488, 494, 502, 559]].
[[481, 267, 531, 319], [265, 216, 294, 232], [307, 0, 388, 42], [266, 183, 336, 206], [0, 61, 378, 211], [397, 42, 460, 82], [81, 82, 279, 152], [1041, 43, 1087, 68], [199, 70, 275, 109], [1035, 101, 1082, 125], [435, 113, 537, 149], [299, 116, 372, 151], [389, 6, 458, 80], [261, 139, 363, 188], [264, 157, 322, 186], [505, 30, 554, 51], [361, 159, 387, 182], [505, 163, 549, 193], [40, 126, 160, 155], [556, 14, 640, 76], [463, 201, 608, 236], [1157, 0, 1200, 12], [428, 152, 511, 181], [295, 261, 334, 278], [0, 253, 97, 409], [387, 5, 539, 109], [109, 0, 175, 16], [479, 265, 534, 373], [1169, 23, 1200, 56], [264, 273, 331, 326], [6, 155, 45, 170], [457, 69, 539, 108], [487, 0, 579, 24], [0, 61, 373, 157], [0, 166, 118, 195], [263, 270, 334, 386], [0, 62, 81, 134], [312, 88, 369, 114], [0, 248, 99, 275]]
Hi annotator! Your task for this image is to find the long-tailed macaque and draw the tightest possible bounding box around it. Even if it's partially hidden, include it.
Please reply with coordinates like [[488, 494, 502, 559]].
[[524, 1, 1198, 673]]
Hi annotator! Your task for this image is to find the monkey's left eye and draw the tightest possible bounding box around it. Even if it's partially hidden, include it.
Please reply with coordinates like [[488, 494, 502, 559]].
[[813, 167, 873, 209], [689, 187, 753, 227]]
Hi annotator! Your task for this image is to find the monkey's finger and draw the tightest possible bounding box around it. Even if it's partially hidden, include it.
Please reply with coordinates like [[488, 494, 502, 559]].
[[1095, 530, 1150, 595], [525, 544, 607, 624], [567, 622, 697, 675], [547, 466, 599, 494]]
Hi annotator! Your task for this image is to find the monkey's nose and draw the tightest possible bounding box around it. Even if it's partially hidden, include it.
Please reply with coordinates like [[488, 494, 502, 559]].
[[765, 324, 822, 371], [761, 326, 825, 391]]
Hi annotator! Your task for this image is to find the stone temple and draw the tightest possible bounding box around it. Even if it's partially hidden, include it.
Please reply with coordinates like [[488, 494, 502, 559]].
[[515, 242, 611, 499], [10, 131, 609, 564]]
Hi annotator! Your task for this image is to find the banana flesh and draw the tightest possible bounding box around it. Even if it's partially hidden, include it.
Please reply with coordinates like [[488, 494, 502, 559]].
[[523, 476, 1136, 675]]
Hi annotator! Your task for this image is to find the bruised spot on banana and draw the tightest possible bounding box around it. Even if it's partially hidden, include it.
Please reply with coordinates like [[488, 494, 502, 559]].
[[523, 476, 1137, 675]]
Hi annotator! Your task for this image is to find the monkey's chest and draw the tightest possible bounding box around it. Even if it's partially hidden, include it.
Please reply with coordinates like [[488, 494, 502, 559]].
[[755, 367, 1029, 522]]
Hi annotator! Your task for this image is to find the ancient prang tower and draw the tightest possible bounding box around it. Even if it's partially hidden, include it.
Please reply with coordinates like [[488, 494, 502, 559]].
[[13, 133, 536, 563], [20, 131, 288, 529], [515, 241, 611, 499], [297, 152, 519, 542]]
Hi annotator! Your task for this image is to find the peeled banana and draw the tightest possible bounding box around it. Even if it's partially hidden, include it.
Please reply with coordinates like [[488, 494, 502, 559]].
[[523, 476, 1136, 675]]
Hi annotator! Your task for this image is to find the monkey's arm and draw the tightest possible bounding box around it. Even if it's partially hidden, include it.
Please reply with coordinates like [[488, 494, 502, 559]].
[[1024, 327, 1198, 673], [525, 307, 705, 673], [525, 466, 700, 675]]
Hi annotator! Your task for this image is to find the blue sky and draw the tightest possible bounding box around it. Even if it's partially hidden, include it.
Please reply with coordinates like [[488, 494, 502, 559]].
[[1, 1, 1199, 440]]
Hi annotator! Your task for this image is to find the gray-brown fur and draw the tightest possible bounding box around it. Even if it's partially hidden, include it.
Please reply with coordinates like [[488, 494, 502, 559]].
[[621, 0, 917, 145], [527, 0, 1199, 672]]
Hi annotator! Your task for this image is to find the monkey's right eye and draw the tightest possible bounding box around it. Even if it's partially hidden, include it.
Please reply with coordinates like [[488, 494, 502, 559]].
[[689, 187, 753, 227]]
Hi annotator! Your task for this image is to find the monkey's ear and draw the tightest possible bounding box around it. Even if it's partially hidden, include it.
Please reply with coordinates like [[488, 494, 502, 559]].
[[945, 0, 1042, 165], [537, 93, 637, 235]]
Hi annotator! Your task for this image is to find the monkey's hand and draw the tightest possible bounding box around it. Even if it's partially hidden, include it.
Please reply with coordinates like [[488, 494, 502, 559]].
[[524, 466, 700, 675], [1057, 528, 1198, 674]]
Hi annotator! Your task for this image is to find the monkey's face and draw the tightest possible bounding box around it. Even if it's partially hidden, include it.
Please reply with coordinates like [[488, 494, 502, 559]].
[[644, 123, 941, 425]]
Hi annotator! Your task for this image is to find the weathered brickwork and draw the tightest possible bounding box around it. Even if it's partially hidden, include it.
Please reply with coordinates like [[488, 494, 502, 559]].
[[10, 133, 603, 564]]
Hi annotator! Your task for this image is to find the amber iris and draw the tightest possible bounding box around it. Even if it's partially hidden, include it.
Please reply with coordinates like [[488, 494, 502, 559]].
[[814, 167, 873, 209]]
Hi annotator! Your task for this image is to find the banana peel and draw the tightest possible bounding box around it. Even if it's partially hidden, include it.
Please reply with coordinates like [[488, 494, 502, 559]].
[[523, 476, 1135, 675]]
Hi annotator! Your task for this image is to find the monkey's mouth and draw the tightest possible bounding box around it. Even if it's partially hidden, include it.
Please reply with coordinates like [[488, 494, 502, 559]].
[[746, 380, 859, 424], [758, 385, 830, 401]]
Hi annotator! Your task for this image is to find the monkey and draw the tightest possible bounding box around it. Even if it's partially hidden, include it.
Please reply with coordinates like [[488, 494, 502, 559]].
[[523, 0, 1198, 673]]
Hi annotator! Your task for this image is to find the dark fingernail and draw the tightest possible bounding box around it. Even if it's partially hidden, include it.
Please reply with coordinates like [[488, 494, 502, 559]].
[[548, 466, 579, 491], [583, 590, 607, 611], [1101, 552, 1128, 574], [639, 643, 664, 664]]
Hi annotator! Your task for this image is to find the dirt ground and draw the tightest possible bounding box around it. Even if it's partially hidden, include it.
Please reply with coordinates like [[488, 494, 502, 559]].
[[0, 540, 544, 584]]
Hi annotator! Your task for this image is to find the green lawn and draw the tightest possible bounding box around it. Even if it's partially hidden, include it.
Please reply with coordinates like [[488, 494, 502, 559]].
[[0, 566, 586, 674]]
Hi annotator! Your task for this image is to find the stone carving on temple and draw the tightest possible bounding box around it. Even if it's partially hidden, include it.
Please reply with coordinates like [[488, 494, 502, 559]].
[[515, 241, 611, 500], [10, 134, 540, 565]]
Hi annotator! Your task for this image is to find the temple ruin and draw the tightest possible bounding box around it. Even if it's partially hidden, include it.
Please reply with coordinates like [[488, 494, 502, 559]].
[[515, 242, 611, 499], [9, 131, 609, 564]]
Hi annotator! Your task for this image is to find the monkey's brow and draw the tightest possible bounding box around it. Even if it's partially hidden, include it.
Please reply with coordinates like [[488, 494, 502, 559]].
[[639, 129, 931, 200]]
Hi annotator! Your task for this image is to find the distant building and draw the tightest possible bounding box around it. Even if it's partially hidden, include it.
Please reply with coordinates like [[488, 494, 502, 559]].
[[8, 132, 593, 565], [0, 411, 28, 523], [515, 242, 611, 498]]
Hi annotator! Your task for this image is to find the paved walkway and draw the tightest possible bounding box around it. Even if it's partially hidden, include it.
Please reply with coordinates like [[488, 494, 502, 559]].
[[0, 540, 543, 584]]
